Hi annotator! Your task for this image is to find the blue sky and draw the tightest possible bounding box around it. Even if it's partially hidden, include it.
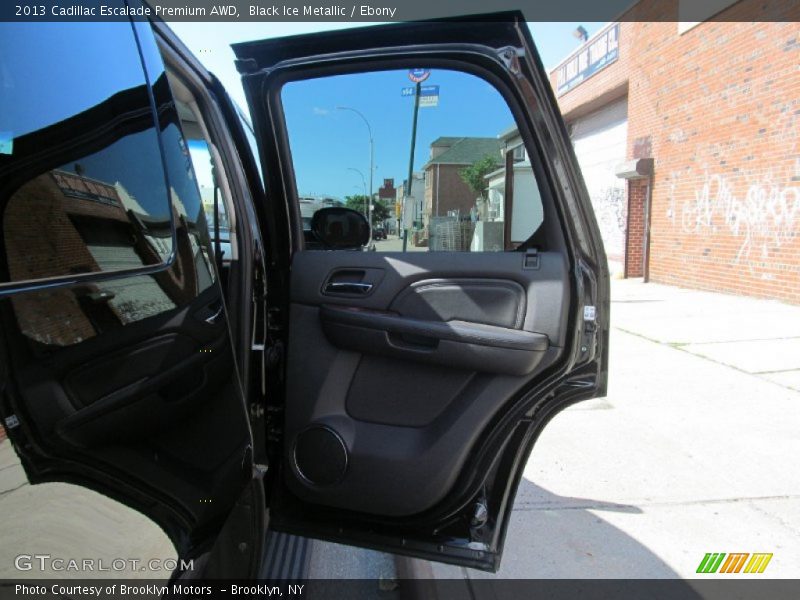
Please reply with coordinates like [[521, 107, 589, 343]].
[[281, 69, 515, 198], [171, 21, 603, 199]]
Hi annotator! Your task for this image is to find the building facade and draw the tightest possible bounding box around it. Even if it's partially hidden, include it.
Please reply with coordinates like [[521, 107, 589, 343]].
[[377, 178, 396, 201], [395, 172, 425, 234], [422, 137, 503, 227], [549, 0, 799, 302]]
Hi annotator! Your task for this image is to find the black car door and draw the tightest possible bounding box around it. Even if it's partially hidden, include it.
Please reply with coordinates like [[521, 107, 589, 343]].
[[234, 13, 609, 571], [0, 19, 264, 578]]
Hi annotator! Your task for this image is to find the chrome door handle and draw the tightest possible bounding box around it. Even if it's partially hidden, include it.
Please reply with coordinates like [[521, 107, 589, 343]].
[[205, 305, 224, 324], [324, 282, 373, 294]]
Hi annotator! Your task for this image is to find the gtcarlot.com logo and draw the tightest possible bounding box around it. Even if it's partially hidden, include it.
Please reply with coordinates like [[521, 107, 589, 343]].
[[14, 554, 193, 573], [696, 552, 773, 574]]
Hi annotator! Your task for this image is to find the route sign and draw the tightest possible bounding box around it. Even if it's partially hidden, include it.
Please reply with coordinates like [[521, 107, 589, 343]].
[[408, 68, 430, 83], [401, 85, 439, 107]]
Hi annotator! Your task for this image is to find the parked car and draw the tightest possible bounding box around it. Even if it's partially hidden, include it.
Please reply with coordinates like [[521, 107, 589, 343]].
[[373, 225, 387, 240], [0, 12, 608, 579]]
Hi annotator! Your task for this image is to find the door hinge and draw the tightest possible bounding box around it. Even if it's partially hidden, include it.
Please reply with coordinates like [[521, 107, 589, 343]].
[[469, 499, 489, 543], [4, 415, 19, 429], [523, 247, 540, 270]]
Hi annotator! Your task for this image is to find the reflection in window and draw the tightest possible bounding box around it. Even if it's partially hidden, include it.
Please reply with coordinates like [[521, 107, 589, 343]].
[[4, 130, 173, 285], [0, 23, 174, 287], [0, 25, 213, 346], [188, 138, 231, 262]]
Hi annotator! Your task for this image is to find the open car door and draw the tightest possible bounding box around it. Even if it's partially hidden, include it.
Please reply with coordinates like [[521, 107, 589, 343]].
[[0, 19, 265, 579], [233, 13, 609, 571]]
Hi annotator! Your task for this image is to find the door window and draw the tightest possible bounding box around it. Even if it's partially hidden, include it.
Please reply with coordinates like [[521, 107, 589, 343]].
[[0, 23, 175, 287], [281, 69, 545, 251], [0, 23, 215, 346]]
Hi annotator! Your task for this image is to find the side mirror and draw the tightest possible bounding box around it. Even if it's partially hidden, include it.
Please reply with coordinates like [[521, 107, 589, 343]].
[[311, 207, 370, 249]]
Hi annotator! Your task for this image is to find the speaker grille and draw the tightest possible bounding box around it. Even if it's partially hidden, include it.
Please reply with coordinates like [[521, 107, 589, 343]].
[[293, 426, 347, 486]]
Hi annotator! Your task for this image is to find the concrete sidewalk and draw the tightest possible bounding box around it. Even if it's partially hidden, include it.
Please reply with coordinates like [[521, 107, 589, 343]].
[[0, 440, 176, 579], [610, 279, 800, 391], [403, 279, 800, 579], [2, 279, 798, 581]]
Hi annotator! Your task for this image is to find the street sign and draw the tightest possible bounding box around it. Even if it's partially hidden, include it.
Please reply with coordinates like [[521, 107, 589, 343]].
[[419, 85, 439, 107], [401, 85, 439, 107], [408, 68, 430, 83]]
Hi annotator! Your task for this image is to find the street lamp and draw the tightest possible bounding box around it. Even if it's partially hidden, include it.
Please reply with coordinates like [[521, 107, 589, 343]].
[[337, 106, 374, 226], [347, 167, 368, 216], [573, 25, 589, 42]]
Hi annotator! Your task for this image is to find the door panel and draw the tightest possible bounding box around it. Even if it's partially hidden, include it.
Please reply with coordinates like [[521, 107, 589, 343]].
[[284, 250, 567, 517], [235, 12, 609, 571]]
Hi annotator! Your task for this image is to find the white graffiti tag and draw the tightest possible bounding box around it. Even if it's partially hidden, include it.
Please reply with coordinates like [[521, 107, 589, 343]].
[[680, 174, 800, 264]]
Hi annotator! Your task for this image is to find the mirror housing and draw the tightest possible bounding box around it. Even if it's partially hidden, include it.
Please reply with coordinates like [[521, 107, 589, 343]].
[[311, 207, 370, 249]]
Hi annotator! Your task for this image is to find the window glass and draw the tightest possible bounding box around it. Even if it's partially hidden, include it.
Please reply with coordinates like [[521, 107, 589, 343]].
[[188, 138, 231, 261], [0, 23, 174, 286], [281, 68, 544, 252], [0, 24, 218, 347]]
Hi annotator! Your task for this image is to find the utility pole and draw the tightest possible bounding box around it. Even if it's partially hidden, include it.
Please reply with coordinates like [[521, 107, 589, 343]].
[[403, 80, 421, 252]]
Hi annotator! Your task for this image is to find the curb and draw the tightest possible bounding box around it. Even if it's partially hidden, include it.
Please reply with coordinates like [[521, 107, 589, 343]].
[[394, 555, 473, 600]]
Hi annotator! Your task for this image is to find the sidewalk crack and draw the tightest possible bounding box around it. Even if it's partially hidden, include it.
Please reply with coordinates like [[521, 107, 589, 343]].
[[514, 493, 800, 512], [0, 482, 28, 497]]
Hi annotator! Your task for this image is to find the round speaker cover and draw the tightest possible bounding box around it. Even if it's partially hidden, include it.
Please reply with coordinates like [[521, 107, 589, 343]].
[[293, 426, 347, 486]]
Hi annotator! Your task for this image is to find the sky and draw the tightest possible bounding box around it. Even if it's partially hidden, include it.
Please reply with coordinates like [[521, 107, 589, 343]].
[[170, 21, 603, 200], [281, 69, 515, 199]]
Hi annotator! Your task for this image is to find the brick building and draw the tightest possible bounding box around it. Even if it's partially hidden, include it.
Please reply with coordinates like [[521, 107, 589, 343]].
[[549, 0, 799, 302], [377, 178, 396, 201], [4, 169, 181, 347], [422, 137, 503, 227]]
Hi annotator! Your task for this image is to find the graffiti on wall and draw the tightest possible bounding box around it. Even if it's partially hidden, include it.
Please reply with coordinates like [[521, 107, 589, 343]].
[[670, 172, 800, 266], [589, 185, 627, 267]]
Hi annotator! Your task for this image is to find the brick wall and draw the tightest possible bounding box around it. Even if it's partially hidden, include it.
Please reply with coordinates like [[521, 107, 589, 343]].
[[378, 178, 396, 200], [550, 0, 800, 302], [0, 425, 6, 443], [5, 174, 103, 345], [424, 164, 478, 221], [625, 179, 648, 278]]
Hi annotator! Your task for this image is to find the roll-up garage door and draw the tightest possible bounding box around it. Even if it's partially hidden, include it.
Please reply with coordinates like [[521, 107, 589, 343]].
[[570, 98, 628, 275]]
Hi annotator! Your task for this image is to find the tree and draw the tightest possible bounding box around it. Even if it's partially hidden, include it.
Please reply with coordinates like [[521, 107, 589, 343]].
[[371, 199, 391, 223], [459, 154, 500, 200], [344, 194, 370, 216], [344, 195, 392, 225]]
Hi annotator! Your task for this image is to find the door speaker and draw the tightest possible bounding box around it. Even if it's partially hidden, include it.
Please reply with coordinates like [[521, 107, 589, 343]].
[[293, 425, 348, 486]]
